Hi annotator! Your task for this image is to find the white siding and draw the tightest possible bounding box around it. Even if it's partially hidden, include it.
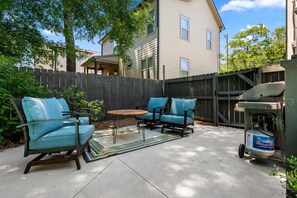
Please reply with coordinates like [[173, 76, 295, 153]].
[[159, 0, 220, 79], [102, 39, 115, 55], [125, 1, 158, 79]]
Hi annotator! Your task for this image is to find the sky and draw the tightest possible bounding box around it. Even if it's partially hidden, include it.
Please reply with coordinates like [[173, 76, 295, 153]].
[[42, 0, 286, 54], [214, 0, 285, 55]]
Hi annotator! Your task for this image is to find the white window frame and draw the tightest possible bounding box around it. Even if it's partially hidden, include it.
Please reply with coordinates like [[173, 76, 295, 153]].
[[140, 56, 155, 79], [141, 58, 147, 79], [147, 56, 154, 79], [180, 15, 190, 41], [207, 29, 212, 50], [180, 58, 189, 77], [147, 10, 156, 35]]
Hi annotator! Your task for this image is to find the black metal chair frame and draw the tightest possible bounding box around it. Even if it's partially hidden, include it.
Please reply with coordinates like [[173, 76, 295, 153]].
[[160, 108, 196, 137], [62, 110, 92, 124], [10, 98, 92, 174], [136, 105, 166, 129]]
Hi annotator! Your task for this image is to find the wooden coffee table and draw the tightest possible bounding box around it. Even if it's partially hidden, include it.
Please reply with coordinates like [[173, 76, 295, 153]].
[[107, 109, 148, 144]]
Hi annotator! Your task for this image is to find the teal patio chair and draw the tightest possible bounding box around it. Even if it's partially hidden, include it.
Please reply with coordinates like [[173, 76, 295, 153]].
[[160, 98, 196, 137], [10, 97, 94, 174], [136, 97, 168, 129]]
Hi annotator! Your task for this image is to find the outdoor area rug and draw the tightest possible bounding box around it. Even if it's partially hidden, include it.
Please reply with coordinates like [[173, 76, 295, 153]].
[[84, 126, 181, 162]]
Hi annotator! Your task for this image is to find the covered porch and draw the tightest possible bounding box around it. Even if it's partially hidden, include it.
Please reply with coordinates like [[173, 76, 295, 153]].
[[81, 54, 122, 76]]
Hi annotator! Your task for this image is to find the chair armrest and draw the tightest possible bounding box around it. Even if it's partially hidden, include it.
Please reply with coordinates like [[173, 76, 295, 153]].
[[17, 119, 79, 128], [17, 119, 81, 147], [183, 109, 196, 126], [62, 111, 72, 116], [136, 105, 148, 110], [152, 106, 165, 120], [152, 106, 166, 111], [184, 109, 196, 113], [159, 107, 167, 116]]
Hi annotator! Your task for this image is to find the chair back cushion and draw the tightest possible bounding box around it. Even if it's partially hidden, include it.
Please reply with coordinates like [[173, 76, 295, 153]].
[[57, 98, 71, 119], [22, 97, 63, 140], [170, 98, 196, 119], [148, 97, 168, 113]]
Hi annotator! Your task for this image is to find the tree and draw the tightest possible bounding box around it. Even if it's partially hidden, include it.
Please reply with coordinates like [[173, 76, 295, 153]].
[[38, 0, 151, 72], [1, 0, 151, 71], [221, 25, 286, 72], [0, 0, 48, 64], [266, 26, 286, 64]]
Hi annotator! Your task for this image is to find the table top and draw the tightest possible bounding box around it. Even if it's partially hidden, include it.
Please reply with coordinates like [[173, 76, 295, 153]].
[[107, 109, 148, 116]]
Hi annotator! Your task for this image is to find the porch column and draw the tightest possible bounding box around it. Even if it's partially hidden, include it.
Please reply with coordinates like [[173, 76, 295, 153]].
[[94, 61, 98, 74]]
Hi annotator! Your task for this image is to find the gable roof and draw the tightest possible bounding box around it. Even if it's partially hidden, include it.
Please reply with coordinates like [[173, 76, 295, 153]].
[[207, 0, 225, 31]]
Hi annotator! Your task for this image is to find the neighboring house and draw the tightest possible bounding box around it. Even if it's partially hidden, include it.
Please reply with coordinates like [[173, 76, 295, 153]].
[[82, 0, 224, 79], [36, 48, 99, 73], [81, 37, 123, 76], [287, 0, 296, 60]]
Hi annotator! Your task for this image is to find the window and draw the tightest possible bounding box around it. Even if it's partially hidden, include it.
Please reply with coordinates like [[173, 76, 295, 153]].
[[141, 59, 147, 78], [181, 16, 189, 40], [181, 58, 189, 77], [141, 56, 154, 79], [147, 57, 154, 79], [207, 30, 212, 50], [147, 10, 156, 35]]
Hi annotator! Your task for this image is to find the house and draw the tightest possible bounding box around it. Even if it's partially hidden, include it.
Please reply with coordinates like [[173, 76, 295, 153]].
[[82, 0, 224, 79], [286, 0, 296, 60], [81, 38, 123, 76], [36, 48, 99, 73]]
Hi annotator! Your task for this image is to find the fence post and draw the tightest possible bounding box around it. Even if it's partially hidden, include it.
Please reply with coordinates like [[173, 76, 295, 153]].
[[255, 68, 262, 85], [162, 65, 165, 97], [212, 73, 218, 126]]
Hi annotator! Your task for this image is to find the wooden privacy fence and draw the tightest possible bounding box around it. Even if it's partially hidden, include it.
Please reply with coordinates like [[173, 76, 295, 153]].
[[165, 66, 285, 127], [19, 66, 284, 127], [26, 68, 163, 112]]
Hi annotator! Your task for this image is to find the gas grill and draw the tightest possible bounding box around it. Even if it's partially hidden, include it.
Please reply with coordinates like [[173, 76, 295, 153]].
[[235, 81, 285, 162]]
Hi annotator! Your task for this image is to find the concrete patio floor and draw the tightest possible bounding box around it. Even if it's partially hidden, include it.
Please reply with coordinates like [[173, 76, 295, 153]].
[[0, 124, 285, 198]]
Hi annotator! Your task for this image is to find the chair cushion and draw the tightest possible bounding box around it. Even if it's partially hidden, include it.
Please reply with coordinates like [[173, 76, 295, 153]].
[[170, 98, 196, 119], [160, 115, 194, 125], [148, 97, 168, 113], [22, 97, 63, 140], [64, 117, 90, 126], [57, 98, 71, 119], [136, 113, 160, 121], [29, 125, 94, 150]]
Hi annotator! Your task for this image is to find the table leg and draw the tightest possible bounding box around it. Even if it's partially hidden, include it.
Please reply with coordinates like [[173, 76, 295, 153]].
[[137, 116, 145, 142], [113, 116, 118, 144]]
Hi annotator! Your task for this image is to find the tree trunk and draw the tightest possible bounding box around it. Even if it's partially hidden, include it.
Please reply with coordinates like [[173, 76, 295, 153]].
[[63, 3, 76, 72]]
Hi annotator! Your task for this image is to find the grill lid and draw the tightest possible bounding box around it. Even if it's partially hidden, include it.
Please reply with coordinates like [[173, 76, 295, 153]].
[[237, 81, 285, 101]]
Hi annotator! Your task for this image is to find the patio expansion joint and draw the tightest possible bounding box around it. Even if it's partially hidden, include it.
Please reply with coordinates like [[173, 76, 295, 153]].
[[72, 157, 117, 198], [117, 156, 169, 198]]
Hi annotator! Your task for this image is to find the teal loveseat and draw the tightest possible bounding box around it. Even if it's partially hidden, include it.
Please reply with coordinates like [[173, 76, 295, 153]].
[[160, 98, 196, 137], [10, 97, 94, 174], [136, 97, 168, 128]]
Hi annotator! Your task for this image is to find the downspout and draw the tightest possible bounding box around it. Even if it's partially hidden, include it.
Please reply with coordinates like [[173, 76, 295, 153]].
[[286, 0, 288, 59], [157, 0, 160, 80]]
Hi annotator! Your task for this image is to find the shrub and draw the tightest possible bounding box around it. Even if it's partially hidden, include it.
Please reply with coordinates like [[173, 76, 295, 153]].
[[269, 156, 297, 197], [0, 57, 104, 145], [0, 55, 46, 144], [287, 156, 297, 196], [51, 86, 105, 122]]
